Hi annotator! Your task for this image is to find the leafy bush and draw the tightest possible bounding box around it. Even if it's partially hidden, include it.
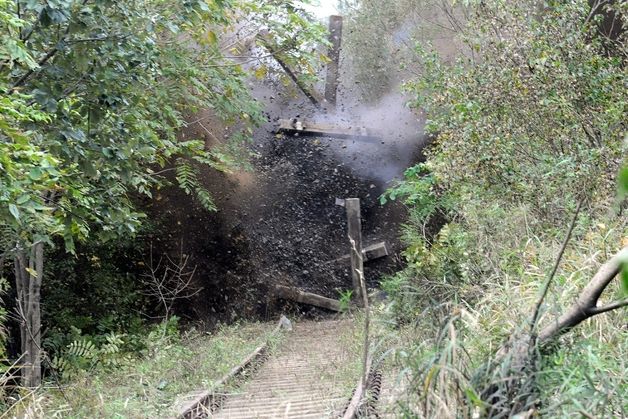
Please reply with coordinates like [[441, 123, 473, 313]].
[[374, 0, 628, 416], [48, 330, 128, 381], [381, 163, 476, 322], [404, 1, 626, 221], [42, 237, 148, 352]]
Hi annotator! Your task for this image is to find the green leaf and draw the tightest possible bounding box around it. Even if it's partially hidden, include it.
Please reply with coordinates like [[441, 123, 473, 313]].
[[619, 166, 628, 200], [29, 167, 44, 180], [16, 195, 30, 205], [8, 204, 20, 221], [156, 379, 168, 390]]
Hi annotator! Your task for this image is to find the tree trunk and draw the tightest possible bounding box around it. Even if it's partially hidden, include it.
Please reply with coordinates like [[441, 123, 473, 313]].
[[538, 247, 628, 344], [14, 242, 44, 388]]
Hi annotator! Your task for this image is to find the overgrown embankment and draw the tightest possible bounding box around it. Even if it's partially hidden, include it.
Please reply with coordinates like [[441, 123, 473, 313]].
[[21, 321, 279, 418], [346, 0, 628, 417]]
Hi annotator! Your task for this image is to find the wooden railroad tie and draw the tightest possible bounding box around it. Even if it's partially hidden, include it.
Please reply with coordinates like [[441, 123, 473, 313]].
[[274, 285, 342, 312], [277, 118, 380, 141], [326, 241, 389, 265]]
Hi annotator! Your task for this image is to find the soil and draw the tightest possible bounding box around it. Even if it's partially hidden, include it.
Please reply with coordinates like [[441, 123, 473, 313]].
[[142, 78, 424, 327]]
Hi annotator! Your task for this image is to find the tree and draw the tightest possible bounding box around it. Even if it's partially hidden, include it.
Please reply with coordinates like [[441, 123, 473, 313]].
[[1, 0, 326, 387], [340, 0, 470, 102], [405, 0, 626, 217]]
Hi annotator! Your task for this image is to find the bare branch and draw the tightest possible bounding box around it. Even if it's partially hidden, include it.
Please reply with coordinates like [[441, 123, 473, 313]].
[[586, 298, 628, 316], [140, 241, 202, 321], [538, 247, 628, 344], [530, 198, 584, 337]]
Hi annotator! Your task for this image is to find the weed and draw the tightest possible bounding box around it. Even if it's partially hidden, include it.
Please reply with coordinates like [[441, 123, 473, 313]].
[[339, 289, 354, 312]]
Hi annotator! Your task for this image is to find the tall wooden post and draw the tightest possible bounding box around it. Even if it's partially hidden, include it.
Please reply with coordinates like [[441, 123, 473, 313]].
[[345, 198, 370, 393], [324, 15, 343, 108], [345, 198, 364, 306]]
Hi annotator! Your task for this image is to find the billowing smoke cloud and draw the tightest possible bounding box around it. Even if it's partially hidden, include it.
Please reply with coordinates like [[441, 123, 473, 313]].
[[310, 90, 426, 186]]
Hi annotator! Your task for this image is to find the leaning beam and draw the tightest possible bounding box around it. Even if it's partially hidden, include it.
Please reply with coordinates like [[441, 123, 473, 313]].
[[274, 285, 342, 312]]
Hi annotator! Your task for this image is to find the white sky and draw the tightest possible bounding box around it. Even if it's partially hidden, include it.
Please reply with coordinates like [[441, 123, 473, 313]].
[[300, 0, 339, 19]]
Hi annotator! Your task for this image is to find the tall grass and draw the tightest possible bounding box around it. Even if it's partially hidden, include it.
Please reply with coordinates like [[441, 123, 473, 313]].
[[381, 202, 627, 418], [4, 321, 280, 418]]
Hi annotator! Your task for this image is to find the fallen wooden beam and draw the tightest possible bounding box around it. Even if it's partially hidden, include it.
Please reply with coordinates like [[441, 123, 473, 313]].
[[329, 241, 389, 265], [278, 118, 379, 141], [274, 285, 341, 312]]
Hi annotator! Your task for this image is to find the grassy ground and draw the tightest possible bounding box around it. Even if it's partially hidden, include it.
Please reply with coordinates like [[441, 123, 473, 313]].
[[333, 312, 367, 399], [13, 321, 281, 418], [377, 208, 628, 418]]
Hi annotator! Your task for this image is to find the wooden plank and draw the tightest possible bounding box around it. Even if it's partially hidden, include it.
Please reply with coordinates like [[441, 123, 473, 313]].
[[324, 15, 343, 107], [274, 285, 341, 312], [257, 32, 324, 109], [329, 241, 389, 265], [278, 118, 379, 141], [345, 198, 364, 306], [364, 241, 389, 260]]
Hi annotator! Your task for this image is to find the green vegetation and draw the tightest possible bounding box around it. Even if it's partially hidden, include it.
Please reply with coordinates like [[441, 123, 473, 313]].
[[338, 289, 354, 312], [326, 313, 366, 399], [8, 320, 280, 417], [0, 0, 326, 400], [370, 0, 628, 416], [1, 0, 626, 416]]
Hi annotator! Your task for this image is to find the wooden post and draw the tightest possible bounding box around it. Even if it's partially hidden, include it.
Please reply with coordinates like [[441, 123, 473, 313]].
[[324, 15, 343, 107], [345, 198, 364, 306]]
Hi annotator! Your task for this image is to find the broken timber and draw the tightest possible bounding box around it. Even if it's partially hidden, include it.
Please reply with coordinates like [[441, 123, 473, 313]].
[[257, 32, 324, 109], [278, 118, 379, 141], [331, 241, 389, 265], [274, 285, 341, 312]]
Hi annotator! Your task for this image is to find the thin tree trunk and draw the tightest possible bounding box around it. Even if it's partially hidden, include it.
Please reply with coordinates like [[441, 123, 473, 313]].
[[13, 242, 44, 387], [538, 246, 628, 344]]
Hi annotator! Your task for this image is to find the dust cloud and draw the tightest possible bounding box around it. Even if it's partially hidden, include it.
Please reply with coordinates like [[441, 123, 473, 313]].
[[312, 90, 426, 185]]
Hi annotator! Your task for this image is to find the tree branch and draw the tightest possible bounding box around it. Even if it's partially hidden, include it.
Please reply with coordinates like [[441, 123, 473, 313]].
[[538, 246, 628, 344], [530, 198, 583, 337], [586, 298, 628, 316], [10, 44, 60, 91]]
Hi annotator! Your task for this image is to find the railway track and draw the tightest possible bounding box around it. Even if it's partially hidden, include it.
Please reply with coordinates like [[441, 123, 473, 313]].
[[212, 319, 356, 418], [176, 317, 400, 418]]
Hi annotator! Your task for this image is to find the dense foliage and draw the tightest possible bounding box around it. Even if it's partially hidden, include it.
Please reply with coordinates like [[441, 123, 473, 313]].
[[0, 0, 326, 390], [0, 0, 325, 251], [407, 1, 625, 217], [378, 0, 627, 416]]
